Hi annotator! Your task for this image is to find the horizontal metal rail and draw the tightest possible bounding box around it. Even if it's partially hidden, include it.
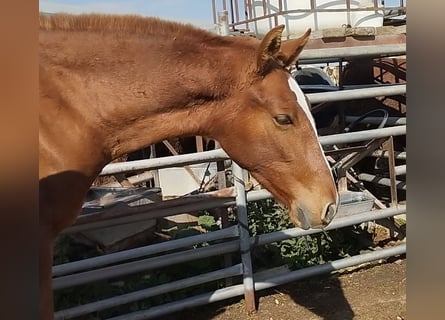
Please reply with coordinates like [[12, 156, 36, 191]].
[[300, 44, 406, 61], [64, 197, 235, 234], [246, 188, 272, 202], [53, 239, 240, 290], [395, 164, 406, 176], [54, 264, 244, 320], [254, 244, 406, 291], [345, 115, 406, 126], [307, 84, 406, 104], [358, 173, 406, 190], [54, 225, 239, 277], [319, 125, 405, 145], [99, 125, 405, 177], [106, 243, 406, 320], [100, 149, 229, 176], [66, 188, 273, 234], [371, 150, 406, 160]]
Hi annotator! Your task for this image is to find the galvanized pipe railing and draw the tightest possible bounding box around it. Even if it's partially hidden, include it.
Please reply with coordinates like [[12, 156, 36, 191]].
[[54, 225, 239, 277], [53, 239, 241, 290], [345, 116, 406, 126], [63, 196, 235, 234], [54, 264, 244, 320], [395, 164, 406, 176], [55, 205, 405, 319], [254, 244, 406, 290], [371, 150, 406, 160], [100, 148, 229, 176], [307, 84, 405, 104], [232, 162, 256, 312], [319, 125, 405, 145], [105, 244, 406, 320], [301, 44, 406, 61], [358, 173, 406, 190]]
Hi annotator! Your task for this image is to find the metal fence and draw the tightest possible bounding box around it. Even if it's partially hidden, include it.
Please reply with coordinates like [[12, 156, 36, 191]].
[[53, 40, 406, 320]]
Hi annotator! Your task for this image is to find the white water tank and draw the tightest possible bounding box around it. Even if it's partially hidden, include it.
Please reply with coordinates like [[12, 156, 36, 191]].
[[251, 0, 384, 38]]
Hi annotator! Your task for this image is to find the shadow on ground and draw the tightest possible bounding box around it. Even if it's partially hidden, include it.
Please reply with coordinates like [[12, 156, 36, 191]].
[[165, 259, 406, 320], [165, 273, 354, 320]]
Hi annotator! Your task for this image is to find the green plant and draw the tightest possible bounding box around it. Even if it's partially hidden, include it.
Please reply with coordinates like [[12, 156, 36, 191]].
[[198, 214, 218, 231], [244, 199, 375, 270]]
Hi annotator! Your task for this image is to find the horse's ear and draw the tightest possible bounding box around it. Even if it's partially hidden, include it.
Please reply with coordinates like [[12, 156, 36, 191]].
[[257, 24, 285, 74], [278, 28, 311, 69]]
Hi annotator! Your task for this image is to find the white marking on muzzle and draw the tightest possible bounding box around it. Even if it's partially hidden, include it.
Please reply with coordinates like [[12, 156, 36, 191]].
[[287, 76, 337, 189]]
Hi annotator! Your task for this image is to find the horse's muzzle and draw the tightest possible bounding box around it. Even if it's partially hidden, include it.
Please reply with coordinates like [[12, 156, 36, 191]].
[[296, 202, 338, 230]]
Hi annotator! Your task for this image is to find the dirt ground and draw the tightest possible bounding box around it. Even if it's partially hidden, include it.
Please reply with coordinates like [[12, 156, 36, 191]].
[[166, 259, 406, 320]]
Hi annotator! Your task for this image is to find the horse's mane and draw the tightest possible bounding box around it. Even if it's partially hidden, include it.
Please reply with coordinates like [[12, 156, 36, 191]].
[[39, 13, 217, 41]]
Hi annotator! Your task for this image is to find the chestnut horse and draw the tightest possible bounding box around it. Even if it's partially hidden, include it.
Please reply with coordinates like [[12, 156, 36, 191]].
[[39, 14, 338, 319]]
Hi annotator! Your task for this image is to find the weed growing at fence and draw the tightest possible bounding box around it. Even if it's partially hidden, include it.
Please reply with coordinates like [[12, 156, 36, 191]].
[[243, 199, 376, 271]]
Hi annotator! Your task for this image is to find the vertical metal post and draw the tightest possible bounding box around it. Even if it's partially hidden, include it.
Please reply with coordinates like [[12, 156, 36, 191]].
[[232, 162, 256, 314], [243, 0, 249, 30], [234, 0, 240, 24], [195, 136, 204, 153], [211, 0, 217, 25], [247, 0, 253, 25], [337, 167, 348, 193], [346, 0, 352, 27], [262, 0, 267, 17], [215, 147, 233, 286], [150, 144, 160, 188], [217, 10, 230, 35], [375, 137, 399, 239], [230, 0, 236, 25], [382, 137, 398, 207]]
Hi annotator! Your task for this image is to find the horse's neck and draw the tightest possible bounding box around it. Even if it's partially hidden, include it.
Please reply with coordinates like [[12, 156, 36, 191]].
[[97, 41, 237, 160], [40, 31, 244, 175]]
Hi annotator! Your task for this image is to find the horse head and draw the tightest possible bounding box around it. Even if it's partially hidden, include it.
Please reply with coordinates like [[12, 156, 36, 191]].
[[210, 26, 339, 229]]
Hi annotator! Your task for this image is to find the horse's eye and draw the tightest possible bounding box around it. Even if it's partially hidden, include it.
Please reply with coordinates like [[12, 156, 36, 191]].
[[274, 114, 293, 125]]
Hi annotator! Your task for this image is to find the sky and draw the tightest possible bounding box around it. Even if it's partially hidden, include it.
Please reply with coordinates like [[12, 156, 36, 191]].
[[39, 0, 406, 30], [39, 0, 217, 29]]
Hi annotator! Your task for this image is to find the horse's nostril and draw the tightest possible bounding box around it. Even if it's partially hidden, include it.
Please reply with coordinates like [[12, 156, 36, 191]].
[[296, 207, 311, 230], [322, 203, 337, 225]]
